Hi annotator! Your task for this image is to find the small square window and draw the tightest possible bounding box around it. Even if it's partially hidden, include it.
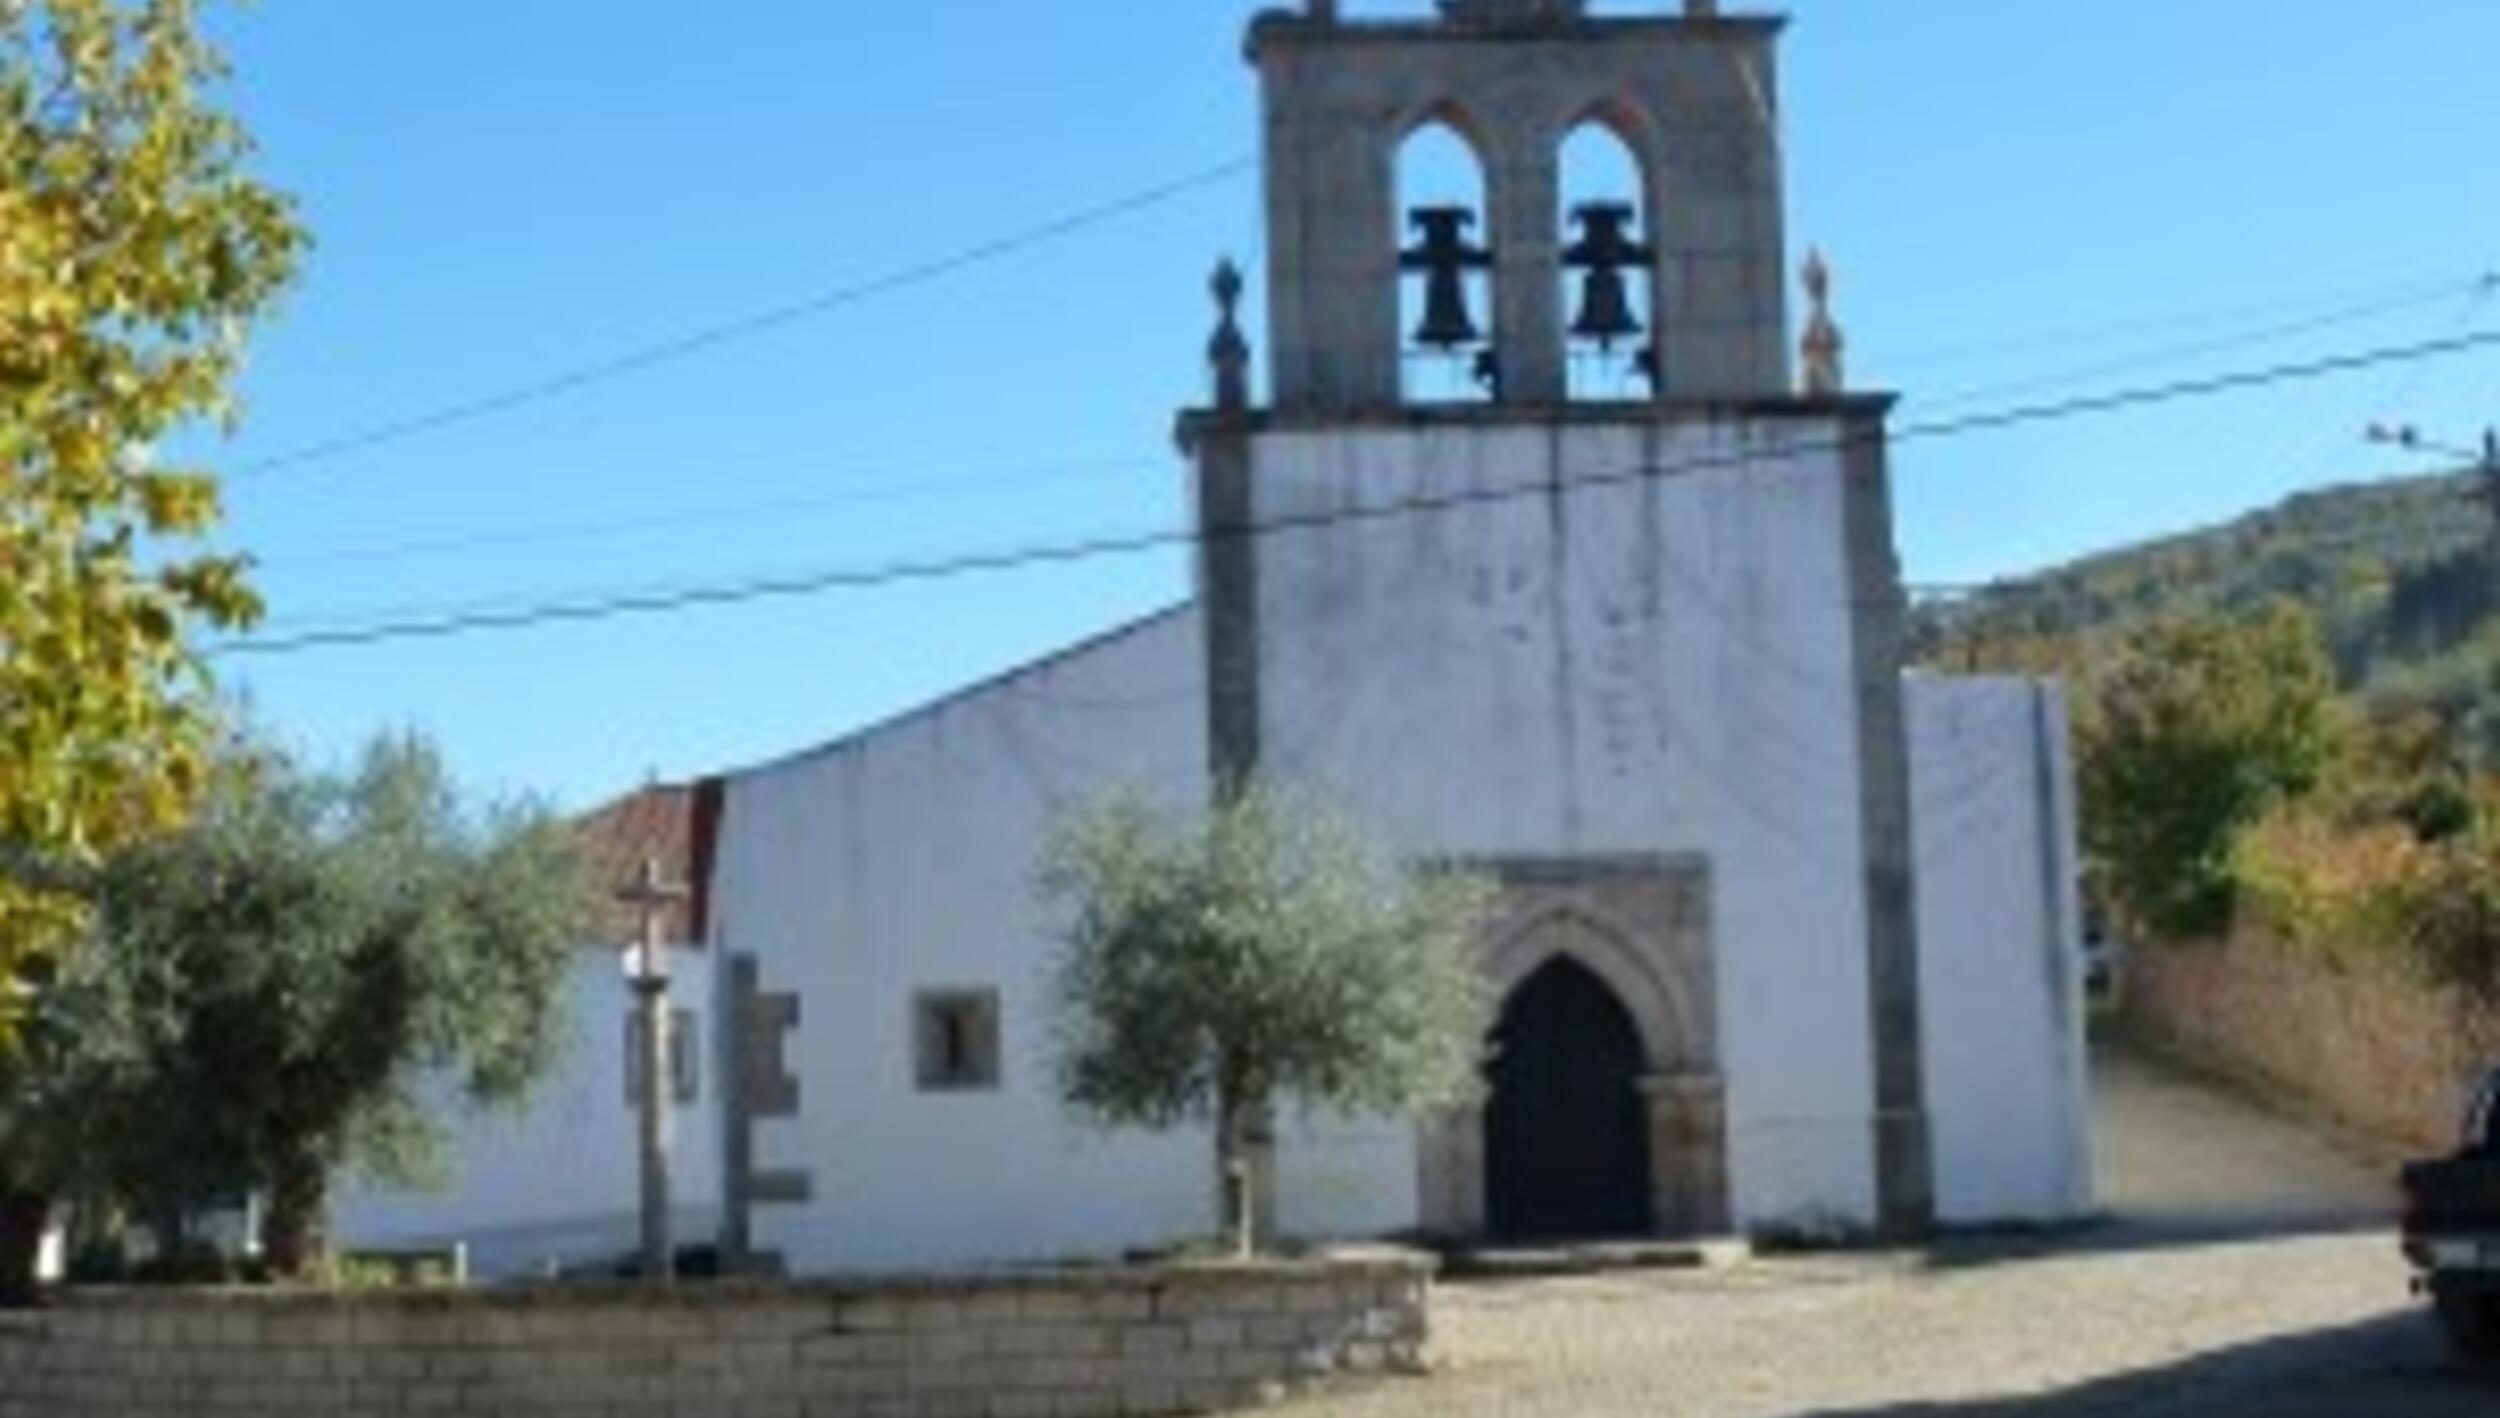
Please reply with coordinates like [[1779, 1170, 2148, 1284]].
[[913, 988, 1002, 1093], [624, 1008, 700, 1105]]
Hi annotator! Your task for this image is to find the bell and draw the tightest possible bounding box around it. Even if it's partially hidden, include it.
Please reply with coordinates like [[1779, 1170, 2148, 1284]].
[[1564, 201, 1652, 352], [1415, 267, 1482, 349], [1401, 206, 1492, 350], [1571, 268, 1641, 349]]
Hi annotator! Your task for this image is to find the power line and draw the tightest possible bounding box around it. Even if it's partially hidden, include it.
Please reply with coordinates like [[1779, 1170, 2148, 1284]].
[[1895, 331, 2495, 443], [1907, 274, 2489, 414], [1881, 269, 2495, 370], [232, 31, 1674, 493], [252, 453, 1154, 572], [227, 157, 1257, 482], [1907, 468, 2494, 605], [244, 267, 2500, 576], [213, 325, 2500, 659], [2277, 276, 2497, 491], [220, 45, 1635, 492]]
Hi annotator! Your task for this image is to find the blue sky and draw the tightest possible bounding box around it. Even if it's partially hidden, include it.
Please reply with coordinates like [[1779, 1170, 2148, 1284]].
[[198, 1, 2500, 809]]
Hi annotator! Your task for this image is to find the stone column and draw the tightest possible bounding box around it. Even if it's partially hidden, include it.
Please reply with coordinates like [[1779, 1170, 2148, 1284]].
[[1648, 47, 1788, 398], [1416, 1103, 1488, 1238], [617, 858, 687, 1286], [632, 972, 672, 1281], [1640, 1073, 1731, 1236], [1259, 67, 1401, 413], [1489, 132, 1566, 404], [1840, 407, 1935, 1239]]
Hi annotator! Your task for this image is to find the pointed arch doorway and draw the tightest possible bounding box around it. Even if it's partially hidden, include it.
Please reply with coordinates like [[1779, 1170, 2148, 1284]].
[[1485, 957, 1654, 1240], [1414, 861, 1731, 1244]]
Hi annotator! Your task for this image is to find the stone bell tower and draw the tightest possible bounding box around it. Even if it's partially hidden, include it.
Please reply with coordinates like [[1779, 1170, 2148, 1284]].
[[1186, 0, 1932, 1244], [1257, 0, 1789, 411]]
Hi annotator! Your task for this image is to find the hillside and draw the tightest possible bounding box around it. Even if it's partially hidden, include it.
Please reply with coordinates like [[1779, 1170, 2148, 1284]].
[[1912, 466, 2500, 742]]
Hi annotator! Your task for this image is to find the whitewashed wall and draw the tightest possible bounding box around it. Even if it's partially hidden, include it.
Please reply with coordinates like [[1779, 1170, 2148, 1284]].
[[333, 943, 721, 1280], [713, 610, 1225, 1274], [1273, 1111, 1422, 1243], [1910, 676, 2095, 1223], [1246, 421, 1881, 1232], [663, 424, 2088, 1272]]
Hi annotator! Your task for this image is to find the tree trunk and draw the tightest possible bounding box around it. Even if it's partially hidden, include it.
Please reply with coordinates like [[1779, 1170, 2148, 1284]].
[[260, 1152, 329, 1282], [1215, 1090, 1254, 1259], [0, 1188, 51, 1308]]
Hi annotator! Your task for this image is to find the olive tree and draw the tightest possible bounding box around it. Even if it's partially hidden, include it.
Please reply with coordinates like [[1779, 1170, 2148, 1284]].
[[3, 734, 597, 1292], [1041, 787, 1493, 1257]]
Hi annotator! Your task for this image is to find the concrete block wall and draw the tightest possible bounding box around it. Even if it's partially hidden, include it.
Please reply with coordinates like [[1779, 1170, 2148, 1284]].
[[0, 1254, 1432, 1418]]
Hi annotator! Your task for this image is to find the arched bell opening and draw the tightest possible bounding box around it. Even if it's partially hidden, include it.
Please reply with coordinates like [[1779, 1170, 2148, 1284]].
[[1556, 118, 1657, 403], [1395, 117, 1499, 406], [1484, 956, 1655, 1241]]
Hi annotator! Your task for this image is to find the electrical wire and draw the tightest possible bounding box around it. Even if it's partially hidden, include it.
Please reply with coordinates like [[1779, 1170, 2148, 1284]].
[[228, 36, 1609, 487], [227, 158, 1257, 482], [1907, 463, 2493, 605], [1907, 276, 2489, 415], [252, 453, 1154, 572], [240, 265, 2498, 577], [1882, 270, 2495, 371], [223, 41, 1639, 494], [226, 233, 2499, 616], [213, 325, 2500, 658]]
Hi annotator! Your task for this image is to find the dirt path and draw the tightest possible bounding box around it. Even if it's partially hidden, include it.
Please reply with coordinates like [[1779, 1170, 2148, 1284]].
[[2090, 1044, 2399, 1241]]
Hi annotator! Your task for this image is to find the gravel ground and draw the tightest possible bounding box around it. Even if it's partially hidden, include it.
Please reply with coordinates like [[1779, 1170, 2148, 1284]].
[[1288, 1046, 2498, 1417]]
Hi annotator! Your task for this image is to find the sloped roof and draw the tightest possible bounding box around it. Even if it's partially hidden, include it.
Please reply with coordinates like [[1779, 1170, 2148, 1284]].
[[745, 603, 1198, 779], [573, 779, 722, 948], [572, 602, 1198, 950]]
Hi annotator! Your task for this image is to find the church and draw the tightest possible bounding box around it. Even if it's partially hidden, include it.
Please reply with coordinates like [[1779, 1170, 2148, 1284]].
[[342, 0, 2094, 1278]]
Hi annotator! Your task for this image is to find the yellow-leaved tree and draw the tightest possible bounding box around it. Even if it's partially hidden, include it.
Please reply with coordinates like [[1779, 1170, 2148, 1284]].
[[0, 0, 302, 1047]]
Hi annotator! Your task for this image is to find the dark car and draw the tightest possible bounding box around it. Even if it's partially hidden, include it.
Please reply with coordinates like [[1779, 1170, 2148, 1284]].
[[2401, 1066, 2500, 1361]]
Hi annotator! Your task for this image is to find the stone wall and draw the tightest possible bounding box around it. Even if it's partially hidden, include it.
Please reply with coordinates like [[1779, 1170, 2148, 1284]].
[[0, 1253, 1431, 1418], [2127, 931, 2500, 1151]]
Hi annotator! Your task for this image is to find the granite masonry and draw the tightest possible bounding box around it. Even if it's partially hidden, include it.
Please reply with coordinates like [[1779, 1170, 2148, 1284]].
[[0, 1253, 1432, 1418]]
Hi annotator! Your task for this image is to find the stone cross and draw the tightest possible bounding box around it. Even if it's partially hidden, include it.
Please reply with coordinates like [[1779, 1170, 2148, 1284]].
[[616, 858, 689, 1285]]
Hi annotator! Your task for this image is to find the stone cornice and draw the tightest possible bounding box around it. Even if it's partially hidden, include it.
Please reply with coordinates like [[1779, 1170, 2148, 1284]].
[[1249, 10, 1787, 61]]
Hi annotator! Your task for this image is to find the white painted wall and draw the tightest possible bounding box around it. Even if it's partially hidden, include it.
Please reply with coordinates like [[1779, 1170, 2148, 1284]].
[[1910, 676, 2095, 1224], [714, 610, 1224, 1275], [333, 943, 721, 1280], [666, 423, 2090, 1272], [1246, 421, 1881, 1232], [1274, 1112, 1421, 1243]]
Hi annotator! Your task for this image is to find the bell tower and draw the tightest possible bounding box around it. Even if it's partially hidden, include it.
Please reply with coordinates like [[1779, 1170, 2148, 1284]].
[[1185, 1, 1932, 1246], [1254, 0, 1790, 411]]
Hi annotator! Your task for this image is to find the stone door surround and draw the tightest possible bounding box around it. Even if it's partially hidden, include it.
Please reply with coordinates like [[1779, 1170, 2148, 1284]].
[[1419, 854, 1728, 1239]]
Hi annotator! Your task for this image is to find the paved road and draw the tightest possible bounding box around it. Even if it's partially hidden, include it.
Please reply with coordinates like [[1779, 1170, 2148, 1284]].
[[1291, 1045, 2496, 1417]]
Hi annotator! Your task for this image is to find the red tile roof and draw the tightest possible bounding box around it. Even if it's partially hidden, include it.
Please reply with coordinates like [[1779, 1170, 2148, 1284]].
[[575, 779, 721, 948]]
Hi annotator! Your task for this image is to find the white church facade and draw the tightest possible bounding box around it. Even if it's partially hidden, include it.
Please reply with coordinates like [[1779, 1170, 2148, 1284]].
[[341, 0, 2093, 1278]]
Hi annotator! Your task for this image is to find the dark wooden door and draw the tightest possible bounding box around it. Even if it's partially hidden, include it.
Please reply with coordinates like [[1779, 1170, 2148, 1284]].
[[1485, 957, 1654, 1240]]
